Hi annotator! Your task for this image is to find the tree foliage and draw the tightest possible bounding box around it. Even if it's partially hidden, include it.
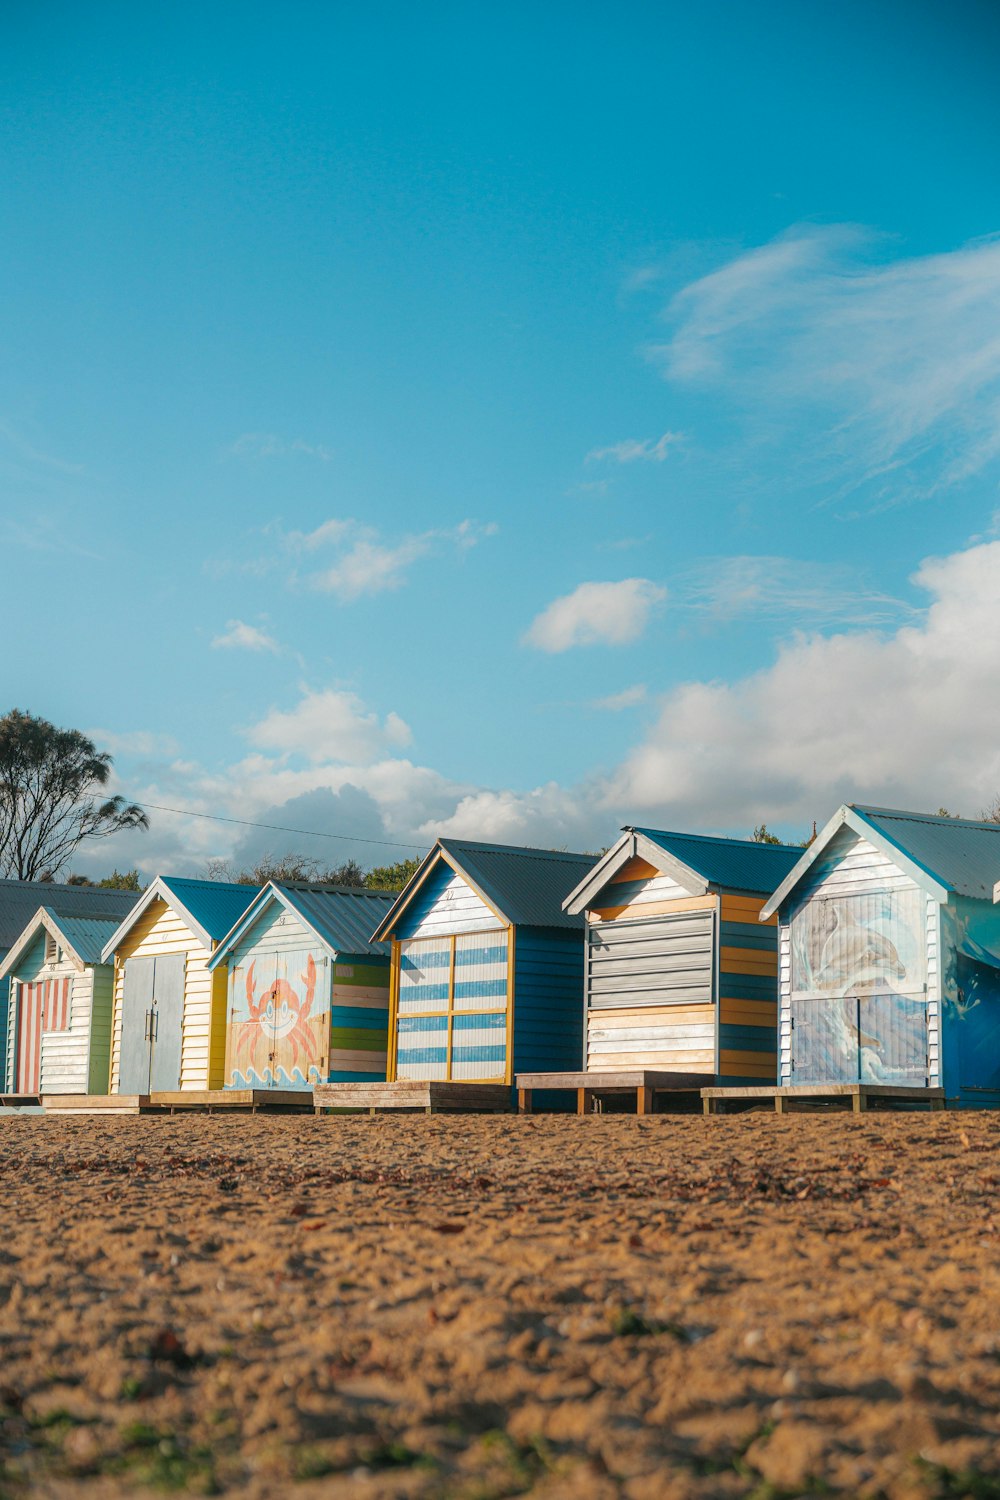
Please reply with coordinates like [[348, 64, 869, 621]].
[[0, 710, 147, 881], [751, 823, 782, 845], [204, 850, 421, 891], [364, 858, 420, 891]]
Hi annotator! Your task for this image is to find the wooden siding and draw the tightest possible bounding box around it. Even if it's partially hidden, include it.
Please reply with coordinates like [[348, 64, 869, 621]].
[[586, 1003, 715, 1073], [330, 957, 390, 1082], [588, 857, 705, 922], [390, 926, 510, 1083], [110, 897, 225, 1092], [719, 892, 779, 1082], [587, 910, 715, 1008], [396, 861, 503, 939], [777, 827, 932, 1085], [511, 927, 586, 1078]]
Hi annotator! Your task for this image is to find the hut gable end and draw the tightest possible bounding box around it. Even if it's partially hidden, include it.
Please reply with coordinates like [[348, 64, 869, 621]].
[[395, 860, 504, 940]]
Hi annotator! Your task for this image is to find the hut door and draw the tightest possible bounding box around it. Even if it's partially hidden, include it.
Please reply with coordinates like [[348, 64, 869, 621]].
[[268, 949, 329, 1087], [120, 955, 185, 1093], [15, 982, 44, 1094], [148, 955, 184, 1092], [120, 957, 155, 1092]]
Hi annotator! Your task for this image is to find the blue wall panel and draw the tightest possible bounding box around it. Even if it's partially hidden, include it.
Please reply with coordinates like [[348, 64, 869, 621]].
[[512, 926, 585, 1077]]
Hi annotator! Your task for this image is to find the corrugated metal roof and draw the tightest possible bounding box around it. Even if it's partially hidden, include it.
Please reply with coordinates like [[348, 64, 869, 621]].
[[438, 838, 596, 928], [632, 827, 803, 894], [159, 876, 261, 942], [274, 884, 396, 956], [47, 914, 124, 965], [853, 805, 1000, 900], [0, 879, 138, 949]]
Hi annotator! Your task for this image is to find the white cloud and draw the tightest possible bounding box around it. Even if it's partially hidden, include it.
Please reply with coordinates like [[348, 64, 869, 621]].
[[229, 433, 333, 461], [586, 431, 682, 464], [592, 684, 648, 711], [211, 619, 280, 653], [248, 688, 413, 765], [524, 579, 667, 652], [313, 536, 433, 600], [654, 225, 1000, 499], [609, 538, 1000, 828], [307, 519, 497, 600]]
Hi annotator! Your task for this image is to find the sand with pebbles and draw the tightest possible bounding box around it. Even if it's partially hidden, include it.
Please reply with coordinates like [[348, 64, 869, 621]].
[[0, 1109, 998, 1498]]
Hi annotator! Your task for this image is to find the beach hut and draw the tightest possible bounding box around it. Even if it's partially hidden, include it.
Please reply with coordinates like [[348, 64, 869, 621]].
[[760, 805, 1000, 1107], [0, 881, 138, 1097], [365, 839, 596, 1100], [0, 908, 128, 1096], [101, 876, 259, 1096], [207, 882, 395, 1089], [515, 827, 801, 1110]]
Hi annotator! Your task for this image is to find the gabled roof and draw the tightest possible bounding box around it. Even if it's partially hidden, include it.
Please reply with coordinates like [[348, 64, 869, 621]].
[[208, 882, 396, 969], [0, 878, 137, 951], [761, 804, 1000, 920], [372, 838, 596, 940], [563, 826, 803, 914], [100, 876, 261, 962], [0, 907, 124, 983]]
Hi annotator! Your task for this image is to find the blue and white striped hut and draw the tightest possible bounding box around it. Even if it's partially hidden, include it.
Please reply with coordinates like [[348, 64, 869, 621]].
[[371, 839, 596, 1088]]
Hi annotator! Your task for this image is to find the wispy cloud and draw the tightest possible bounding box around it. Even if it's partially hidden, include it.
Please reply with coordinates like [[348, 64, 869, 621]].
[[524, 579, 667, 652], [592, 684, 648, 711], [652, 225, 1000, 501], [0, 419, 84, 476], [586, 431, 683, 464], [228, 432, 333, 461], [0, 512, 99, 560], [675, 555, 913, 627], [212, 619, 280, 653]]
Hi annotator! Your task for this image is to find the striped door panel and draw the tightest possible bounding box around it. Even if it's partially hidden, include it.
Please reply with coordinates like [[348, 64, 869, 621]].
[[396, 1013, 448, 1079], [43, 977, 72, 1032], [450, 1010, 506, 1080], [16, 982, 44, 1093]]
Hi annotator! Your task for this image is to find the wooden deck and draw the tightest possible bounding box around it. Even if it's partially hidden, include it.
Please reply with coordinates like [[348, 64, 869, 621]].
[[0, 1093, 43, 1110], [515, 1070, 711, 1115], [41, 1094, 154, 1114], [313, 1081, 512, 1114], [701, 1083, 947, 1114], [148, 1090, 314, 1114]]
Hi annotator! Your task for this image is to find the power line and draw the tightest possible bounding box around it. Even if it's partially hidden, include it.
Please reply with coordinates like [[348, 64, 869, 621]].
[[130, 800, 427, 854]]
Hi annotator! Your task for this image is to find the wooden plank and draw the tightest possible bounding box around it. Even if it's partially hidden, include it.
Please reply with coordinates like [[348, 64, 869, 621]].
[[516, 1069, 711, 1090], [314, 1081, 510, 1112]]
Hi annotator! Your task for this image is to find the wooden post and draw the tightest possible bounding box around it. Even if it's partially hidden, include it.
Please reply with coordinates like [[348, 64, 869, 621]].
[[637, 1086, 653, 1116], [517, 1088, 533, 1114], [774, 1095, 786, 1114], [703, 1095, 715, 1115], [577, 1088, 595, 1115], [852, 1090, 867, 1113]]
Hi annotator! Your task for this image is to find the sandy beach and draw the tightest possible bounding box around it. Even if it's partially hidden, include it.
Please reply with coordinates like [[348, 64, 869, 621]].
[[1, 1109, 998, 1498]]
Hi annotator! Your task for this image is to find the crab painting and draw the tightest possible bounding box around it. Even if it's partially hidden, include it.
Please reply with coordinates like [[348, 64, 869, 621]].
[[231, 954, 321, 1083]]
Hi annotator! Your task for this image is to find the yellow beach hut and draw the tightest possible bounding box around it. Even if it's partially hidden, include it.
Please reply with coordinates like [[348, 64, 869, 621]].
[[101, 876, 259, 1095]]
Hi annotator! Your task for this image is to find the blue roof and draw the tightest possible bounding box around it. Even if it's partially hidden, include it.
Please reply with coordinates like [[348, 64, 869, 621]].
[[851, 806, 1000, 900], [632, 827, 803, 893], [209, 882, 396, 968], [49, 914, 123, 965], [159, 876, 261, 942]]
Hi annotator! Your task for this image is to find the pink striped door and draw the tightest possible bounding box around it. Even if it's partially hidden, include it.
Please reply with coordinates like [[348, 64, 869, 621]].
[[16, 982, 44, 1094], [43, 977, 71, 1032]]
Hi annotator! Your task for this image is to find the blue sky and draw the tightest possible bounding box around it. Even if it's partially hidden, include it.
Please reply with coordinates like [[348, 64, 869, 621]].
[[4, 0, 1000, 875]]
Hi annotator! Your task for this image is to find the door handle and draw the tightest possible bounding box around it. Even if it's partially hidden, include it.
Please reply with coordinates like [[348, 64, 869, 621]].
[[144, 1008, 153, 1041]]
